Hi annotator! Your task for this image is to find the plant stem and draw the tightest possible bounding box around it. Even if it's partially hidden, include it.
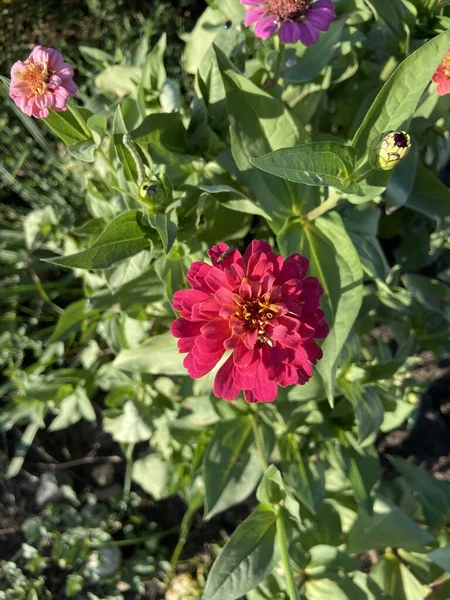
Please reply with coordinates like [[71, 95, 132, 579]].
[[277, 507, 300, 600], [123, 443, 135, 501], [170, 504, 197, 569], [273, 43, 286, 86], [250, 415, 268, 470], [305, 190, 342, 221]]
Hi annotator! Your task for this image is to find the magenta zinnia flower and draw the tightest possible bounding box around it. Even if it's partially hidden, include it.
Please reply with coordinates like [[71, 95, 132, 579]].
[[241, 0, 335, 44], [10, 45, 77, 119], [171, 241, 328, 403]]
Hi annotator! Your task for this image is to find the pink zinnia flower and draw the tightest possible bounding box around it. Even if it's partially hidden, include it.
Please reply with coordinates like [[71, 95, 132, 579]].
[[432, 50, 450, 96], [10, 45, 77, 119], [171, 241, 329, 403], [241, 0, 336, 44]]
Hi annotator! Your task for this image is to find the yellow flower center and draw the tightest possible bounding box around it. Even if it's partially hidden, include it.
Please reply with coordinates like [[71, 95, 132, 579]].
[[17, 62, 49, 96], [265, 0, 311, 20], [443, 54, 450, 78]]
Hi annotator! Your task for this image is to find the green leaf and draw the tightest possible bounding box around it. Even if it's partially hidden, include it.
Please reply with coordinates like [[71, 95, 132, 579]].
[[113, 106, 138, 182], [87, 114, 107, 146], [385, 139, 418, 212], [48, 299, 97, 344], [365, 0, 413, 55], [203, 416, 274, 520], [352, 29, 450, 156], [142, 33, 167, 92], [389, 456, 450, 533], [370, 554, 429, 600], [251, 142, 361, 194], [202, 504, 279, 600], [305, 545, 359, 579], [6, 420, 42, 479], [406, 163, 450, 222], [182, 183, 271, 219], [214, 45, 311, 230], [112, 332, 186, 376], [278, 213, 363, 402], [95, 65, 141, 97], [257, 466, 286, 506], [279, 433, 325, 514], [428, 545, 450, 572], [48, 387, 96, 432], [44, 211, 152, 270], [103, 400, 151, 444], [148, 214, 177, 254], [44, 105, 92, 146], [132, 113, 188, 157], [346, 498, 433, 554], [132, 454, 170, 500], [184, 7, 226, 75], [402, 274, 450, 322], [305, 576, 375, 600]]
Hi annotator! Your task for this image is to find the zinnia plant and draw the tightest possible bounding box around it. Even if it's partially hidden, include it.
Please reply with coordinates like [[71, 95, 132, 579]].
[[9, 45, 77, 118], [171, 241, 328, 402]]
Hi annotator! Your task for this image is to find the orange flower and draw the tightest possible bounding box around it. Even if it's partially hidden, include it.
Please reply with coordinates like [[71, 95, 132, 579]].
[[432, 50, 450, 96]]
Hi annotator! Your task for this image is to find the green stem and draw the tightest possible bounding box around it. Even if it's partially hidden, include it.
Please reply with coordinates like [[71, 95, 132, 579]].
[[250, 416, 268, 470], [305, 190, 342, 221], [88, 526, 179, 548], [123, 443, 135, 501], [277, 507, 300, 600], [353, 163, 376, 182], [273, 43, 286, 86], [170, 504, 197, 569]]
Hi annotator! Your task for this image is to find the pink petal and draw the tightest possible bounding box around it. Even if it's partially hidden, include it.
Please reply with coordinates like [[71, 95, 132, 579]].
[[244, 5, 267, 25], [201, 320, 230, 340], [214, 355, 241, 401], [295, 20, 320, 45], [205, 267, 233, 292], [173, 289, 209, 313], [254, 16, 278, 40], [279, 21, 302, 44], [246, 362, 277, 402], [171, 318, 202, 339], [244, 240, 272, 265]]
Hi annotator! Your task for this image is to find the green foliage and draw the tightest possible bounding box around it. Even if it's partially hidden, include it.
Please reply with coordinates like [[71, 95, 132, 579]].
[[2, 0, 450, 598]]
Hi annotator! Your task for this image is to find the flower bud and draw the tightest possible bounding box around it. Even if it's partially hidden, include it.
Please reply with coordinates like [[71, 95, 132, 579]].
[[369, 131, 411, 171]]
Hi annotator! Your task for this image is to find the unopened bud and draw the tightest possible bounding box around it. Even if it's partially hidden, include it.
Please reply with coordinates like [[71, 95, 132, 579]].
[[369, 131, 411, 171]]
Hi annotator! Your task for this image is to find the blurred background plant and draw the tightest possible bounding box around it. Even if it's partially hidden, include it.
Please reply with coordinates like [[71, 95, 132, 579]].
[[1, 0, 450, 599]]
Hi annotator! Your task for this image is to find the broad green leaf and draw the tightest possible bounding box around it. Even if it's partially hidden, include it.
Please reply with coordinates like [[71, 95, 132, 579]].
[[346, 498, 433, 554], [365, 0, 413, 55], [202, 504, 279, 600], [352, 29, 450, 156], [370, 554, 428, 600], [278, 213, 363, 402], [103, 400, 151, 444], [402, 274, 450, 322], [44, 211, 151, 270], [385, 140, 418, 212], [279, 433, 325, 514], [48, 299, 97, 344], [95, 65, 141, 97], [214, 46, 312, 230], [132, 113, 188, 158], [142, 33, 167, 92], [305, 545, 358, 579], [428, 545, 450, 572], [6, 419, 42, 479], [305, 576, 375, 600], [148, 214, 177, 254], [184, 7, 226, 75], [340, 383, 384, 446], [218, 0, 245, 21], [112, 331, 185, 375], [87, 114, 107, 146], [182, 183, 271, 219], [105, 250, 153, 293], [48, 387, 96, 432], [203, 416, 275, 519], [328, 442, 380, 513], [251, 142, 361, 194], [406, 164, 450, 222], [44, 105, 92, 146], [132, 454, 170, 500], [257, 466, 286, 506], [389, 456, 450, 533]]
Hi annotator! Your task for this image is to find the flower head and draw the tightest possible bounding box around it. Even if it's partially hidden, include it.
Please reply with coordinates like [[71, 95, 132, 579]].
[[10, 45, 77, 119], [241, 0, 335, 45], [432, 50, 450, 96], [171, 241, 328, 403], [369, 130, 411, 171]]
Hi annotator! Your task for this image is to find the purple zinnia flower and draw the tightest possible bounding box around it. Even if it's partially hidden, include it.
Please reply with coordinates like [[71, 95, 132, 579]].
[[241, 0, 336, 45]]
